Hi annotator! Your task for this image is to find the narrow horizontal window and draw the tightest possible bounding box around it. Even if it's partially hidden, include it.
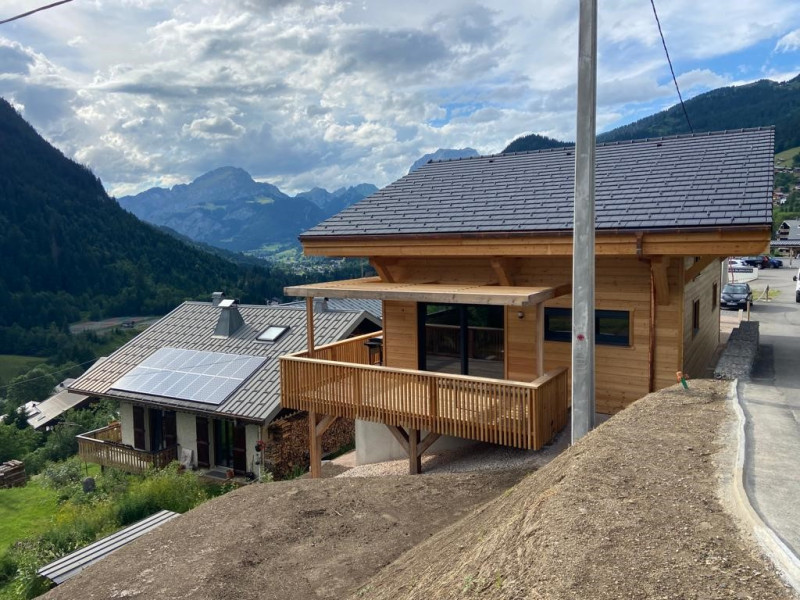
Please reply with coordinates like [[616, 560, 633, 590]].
[[257, 325, 289, 343], [544, 308, 631, 347]]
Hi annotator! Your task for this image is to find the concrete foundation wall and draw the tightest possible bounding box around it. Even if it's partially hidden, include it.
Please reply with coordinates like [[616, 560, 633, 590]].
[[354, 420, 473, 465]]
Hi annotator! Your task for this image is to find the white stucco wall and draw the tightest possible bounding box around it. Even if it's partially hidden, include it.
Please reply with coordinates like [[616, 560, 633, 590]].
[[119, 401, 134, 446], [354, 420, 473, 465], [176, 412, 198, 467], [245, 423, 260, 474]]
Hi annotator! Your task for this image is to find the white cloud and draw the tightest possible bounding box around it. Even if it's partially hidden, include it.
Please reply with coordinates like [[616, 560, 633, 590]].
[[0, 0, 798, 197], [776, 29, 800, 52]]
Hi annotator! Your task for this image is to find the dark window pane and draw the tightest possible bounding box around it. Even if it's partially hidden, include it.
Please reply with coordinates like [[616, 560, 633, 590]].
[[544, 308, 630, 346]]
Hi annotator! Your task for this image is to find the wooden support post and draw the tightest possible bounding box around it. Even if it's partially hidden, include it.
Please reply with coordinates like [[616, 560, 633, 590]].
[[309, 411, 322, 479], [306, 297, 315, 355], [385, 426, 440, 475], [537, 303, 545, 377], [308, 413, 337, 479], [683, 255, 715, 283], [409, 429, 420, 474]]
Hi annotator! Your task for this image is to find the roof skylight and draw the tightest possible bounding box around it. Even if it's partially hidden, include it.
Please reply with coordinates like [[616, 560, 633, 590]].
[[257, 325, 289, 343]]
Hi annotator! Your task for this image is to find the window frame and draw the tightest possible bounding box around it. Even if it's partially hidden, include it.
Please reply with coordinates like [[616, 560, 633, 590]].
[[543, 307, 632, 347]]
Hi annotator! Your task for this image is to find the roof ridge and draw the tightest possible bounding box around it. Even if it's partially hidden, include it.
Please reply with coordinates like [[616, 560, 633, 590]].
[[424, 126, 776, 165]]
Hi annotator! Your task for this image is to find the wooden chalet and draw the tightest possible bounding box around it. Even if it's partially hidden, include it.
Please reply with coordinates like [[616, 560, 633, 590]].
[[280, 128, 774, 477]]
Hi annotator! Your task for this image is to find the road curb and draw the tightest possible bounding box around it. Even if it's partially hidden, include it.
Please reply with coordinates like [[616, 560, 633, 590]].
[[729, 379, 800, 593]]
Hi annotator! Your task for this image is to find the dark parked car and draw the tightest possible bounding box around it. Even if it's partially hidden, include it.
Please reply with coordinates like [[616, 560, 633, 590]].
[[720, 283, 753, 309]]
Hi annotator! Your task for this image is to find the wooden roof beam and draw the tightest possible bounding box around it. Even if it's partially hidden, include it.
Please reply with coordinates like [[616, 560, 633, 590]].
[[684, 256, 717, 283], [490, 258, 515, 286]]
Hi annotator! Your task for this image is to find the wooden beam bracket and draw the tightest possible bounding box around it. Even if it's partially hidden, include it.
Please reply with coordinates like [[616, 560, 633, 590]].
[[650, 256, 671, 306], [384, 426, 441, 474], [370, 258, 397, 283], [490, 258, 515, 286], [684, 256, 716, 283]]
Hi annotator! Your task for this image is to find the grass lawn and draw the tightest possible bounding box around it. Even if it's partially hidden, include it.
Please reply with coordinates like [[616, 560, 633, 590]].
[[0, 355, 47, 386], [0, 480, 59, 554], [775, 145, 800, 167]]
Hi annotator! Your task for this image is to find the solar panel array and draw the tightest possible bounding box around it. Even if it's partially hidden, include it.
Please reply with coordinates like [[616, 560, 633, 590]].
[[110, 347, 265, 406]]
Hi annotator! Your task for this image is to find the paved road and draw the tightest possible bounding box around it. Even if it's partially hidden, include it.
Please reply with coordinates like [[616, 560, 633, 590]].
[[737, 265, 800, 560]]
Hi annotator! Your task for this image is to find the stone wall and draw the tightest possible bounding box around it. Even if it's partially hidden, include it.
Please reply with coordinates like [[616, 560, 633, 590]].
[[263, 412, 354, 479], [714, 320, 759, 380]]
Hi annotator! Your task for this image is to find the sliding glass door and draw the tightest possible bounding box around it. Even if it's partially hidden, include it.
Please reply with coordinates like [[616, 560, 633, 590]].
[[418, 303, 504, 379]]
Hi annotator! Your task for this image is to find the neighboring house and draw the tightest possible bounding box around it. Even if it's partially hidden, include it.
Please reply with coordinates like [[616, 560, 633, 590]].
[[27, 364, 106, 430], [771, 219, 800, 256], [278, 128, 774, 476], [70, 295, 380, 476]]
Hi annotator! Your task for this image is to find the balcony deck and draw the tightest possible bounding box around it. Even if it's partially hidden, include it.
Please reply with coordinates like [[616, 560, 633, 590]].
[[280, 333, 569, 452], [77, 423, 177, 474]]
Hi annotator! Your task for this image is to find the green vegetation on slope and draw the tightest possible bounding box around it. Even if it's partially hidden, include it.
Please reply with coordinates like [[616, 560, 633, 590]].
[[0, 480, 59, 554]]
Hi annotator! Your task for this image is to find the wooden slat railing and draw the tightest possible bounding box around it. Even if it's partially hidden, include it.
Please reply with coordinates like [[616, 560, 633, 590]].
[[295, 331, 381, 364], [280, 354, 569, 450], [77, 423, 177, 474]]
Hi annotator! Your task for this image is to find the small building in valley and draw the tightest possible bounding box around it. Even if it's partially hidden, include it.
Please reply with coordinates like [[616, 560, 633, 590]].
[[70, 295, 380, 477], [278, 128, 774, 476]]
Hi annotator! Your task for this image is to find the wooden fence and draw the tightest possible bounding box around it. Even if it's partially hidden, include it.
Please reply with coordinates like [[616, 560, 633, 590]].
[[281, 354, 568, 451], [77, 423, 177, 474]]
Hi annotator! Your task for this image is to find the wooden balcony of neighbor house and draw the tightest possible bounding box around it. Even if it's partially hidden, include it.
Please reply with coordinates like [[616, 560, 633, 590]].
[[280, 332, 569, 451], [77, 422, 178, 474]]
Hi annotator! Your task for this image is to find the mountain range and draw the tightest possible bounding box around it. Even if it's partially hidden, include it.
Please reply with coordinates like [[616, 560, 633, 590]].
[[503, 73, 800, 153], [118, 170, 377, 254], [0, 98, 359, 357]]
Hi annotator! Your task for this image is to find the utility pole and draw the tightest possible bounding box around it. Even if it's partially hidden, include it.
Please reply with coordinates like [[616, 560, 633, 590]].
[[571, 0, 597, 443]]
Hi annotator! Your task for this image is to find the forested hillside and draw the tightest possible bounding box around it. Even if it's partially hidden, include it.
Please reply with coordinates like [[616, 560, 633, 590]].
[[502, 73, 800, 153], [0, 99, 332, 356]]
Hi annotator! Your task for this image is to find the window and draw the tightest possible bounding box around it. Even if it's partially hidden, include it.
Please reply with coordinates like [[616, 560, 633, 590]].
[[712, 283, 718, 310], [692, 300, 700, 338], [257, 325, 289, 342], [418, 303, 504, 378], [544, 308, 631, 347]]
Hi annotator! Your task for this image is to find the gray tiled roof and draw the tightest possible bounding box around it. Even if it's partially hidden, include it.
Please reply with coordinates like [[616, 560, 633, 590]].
[[69, 302, 379, 423], [280, 298, 383, 318], [302, 128, 774, 238]]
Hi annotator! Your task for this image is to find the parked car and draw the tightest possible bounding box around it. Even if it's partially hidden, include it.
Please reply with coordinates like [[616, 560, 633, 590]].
[[739, 256, 763, 268], [767, 256, 783, 268], [720, 282, 753, 309], [727, 258, 748, 269]]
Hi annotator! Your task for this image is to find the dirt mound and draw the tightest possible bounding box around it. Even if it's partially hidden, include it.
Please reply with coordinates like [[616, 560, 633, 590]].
[[350, 381, 795, 600], [41, 470, 524, 600]]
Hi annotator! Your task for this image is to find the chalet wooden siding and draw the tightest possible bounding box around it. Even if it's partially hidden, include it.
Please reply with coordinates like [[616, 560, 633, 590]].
[[375, 256, 679, 415], [682, 258, 721, 380], [652, 259, 683, 392], [383, 300, 418, 370]]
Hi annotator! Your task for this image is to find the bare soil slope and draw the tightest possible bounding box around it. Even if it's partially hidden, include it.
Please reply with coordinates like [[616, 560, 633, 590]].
[[42, 381, 796, 600], [352, 381, 794, 600], [41, 471, 524, 600]]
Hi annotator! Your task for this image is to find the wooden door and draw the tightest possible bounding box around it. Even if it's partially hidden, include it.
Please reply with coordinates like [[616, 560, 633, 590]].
[[196, 417, 210, 468], [233, 423, 247, 474], [133, 406, 146, 450]]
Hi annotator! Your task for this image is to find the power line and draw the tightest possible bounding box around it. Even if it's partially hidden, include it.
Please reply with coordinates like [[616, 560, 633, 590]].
[[0, 357, 98, 395], [0, 0, 75, 26], [649, 0, 693, 134]]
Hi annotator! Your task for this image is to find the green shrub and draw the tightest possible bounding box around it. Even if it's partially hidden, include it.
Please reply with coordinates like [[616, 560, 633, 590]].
[[115, 463, 207, 526], [39, 457, 84, 491], [0, 552, 17, 587]]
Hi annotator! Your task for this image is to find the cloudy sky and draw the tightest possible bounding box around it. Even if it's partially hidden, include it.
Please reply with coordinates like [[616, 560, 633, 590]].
[[1, 0, 800, 197]]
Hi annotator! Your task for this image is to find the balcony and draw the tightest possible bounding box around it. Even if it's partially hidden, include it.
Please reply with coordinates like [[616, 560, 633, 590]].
[[280, 332, 569, 452], [77, 423, 177, 474]]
